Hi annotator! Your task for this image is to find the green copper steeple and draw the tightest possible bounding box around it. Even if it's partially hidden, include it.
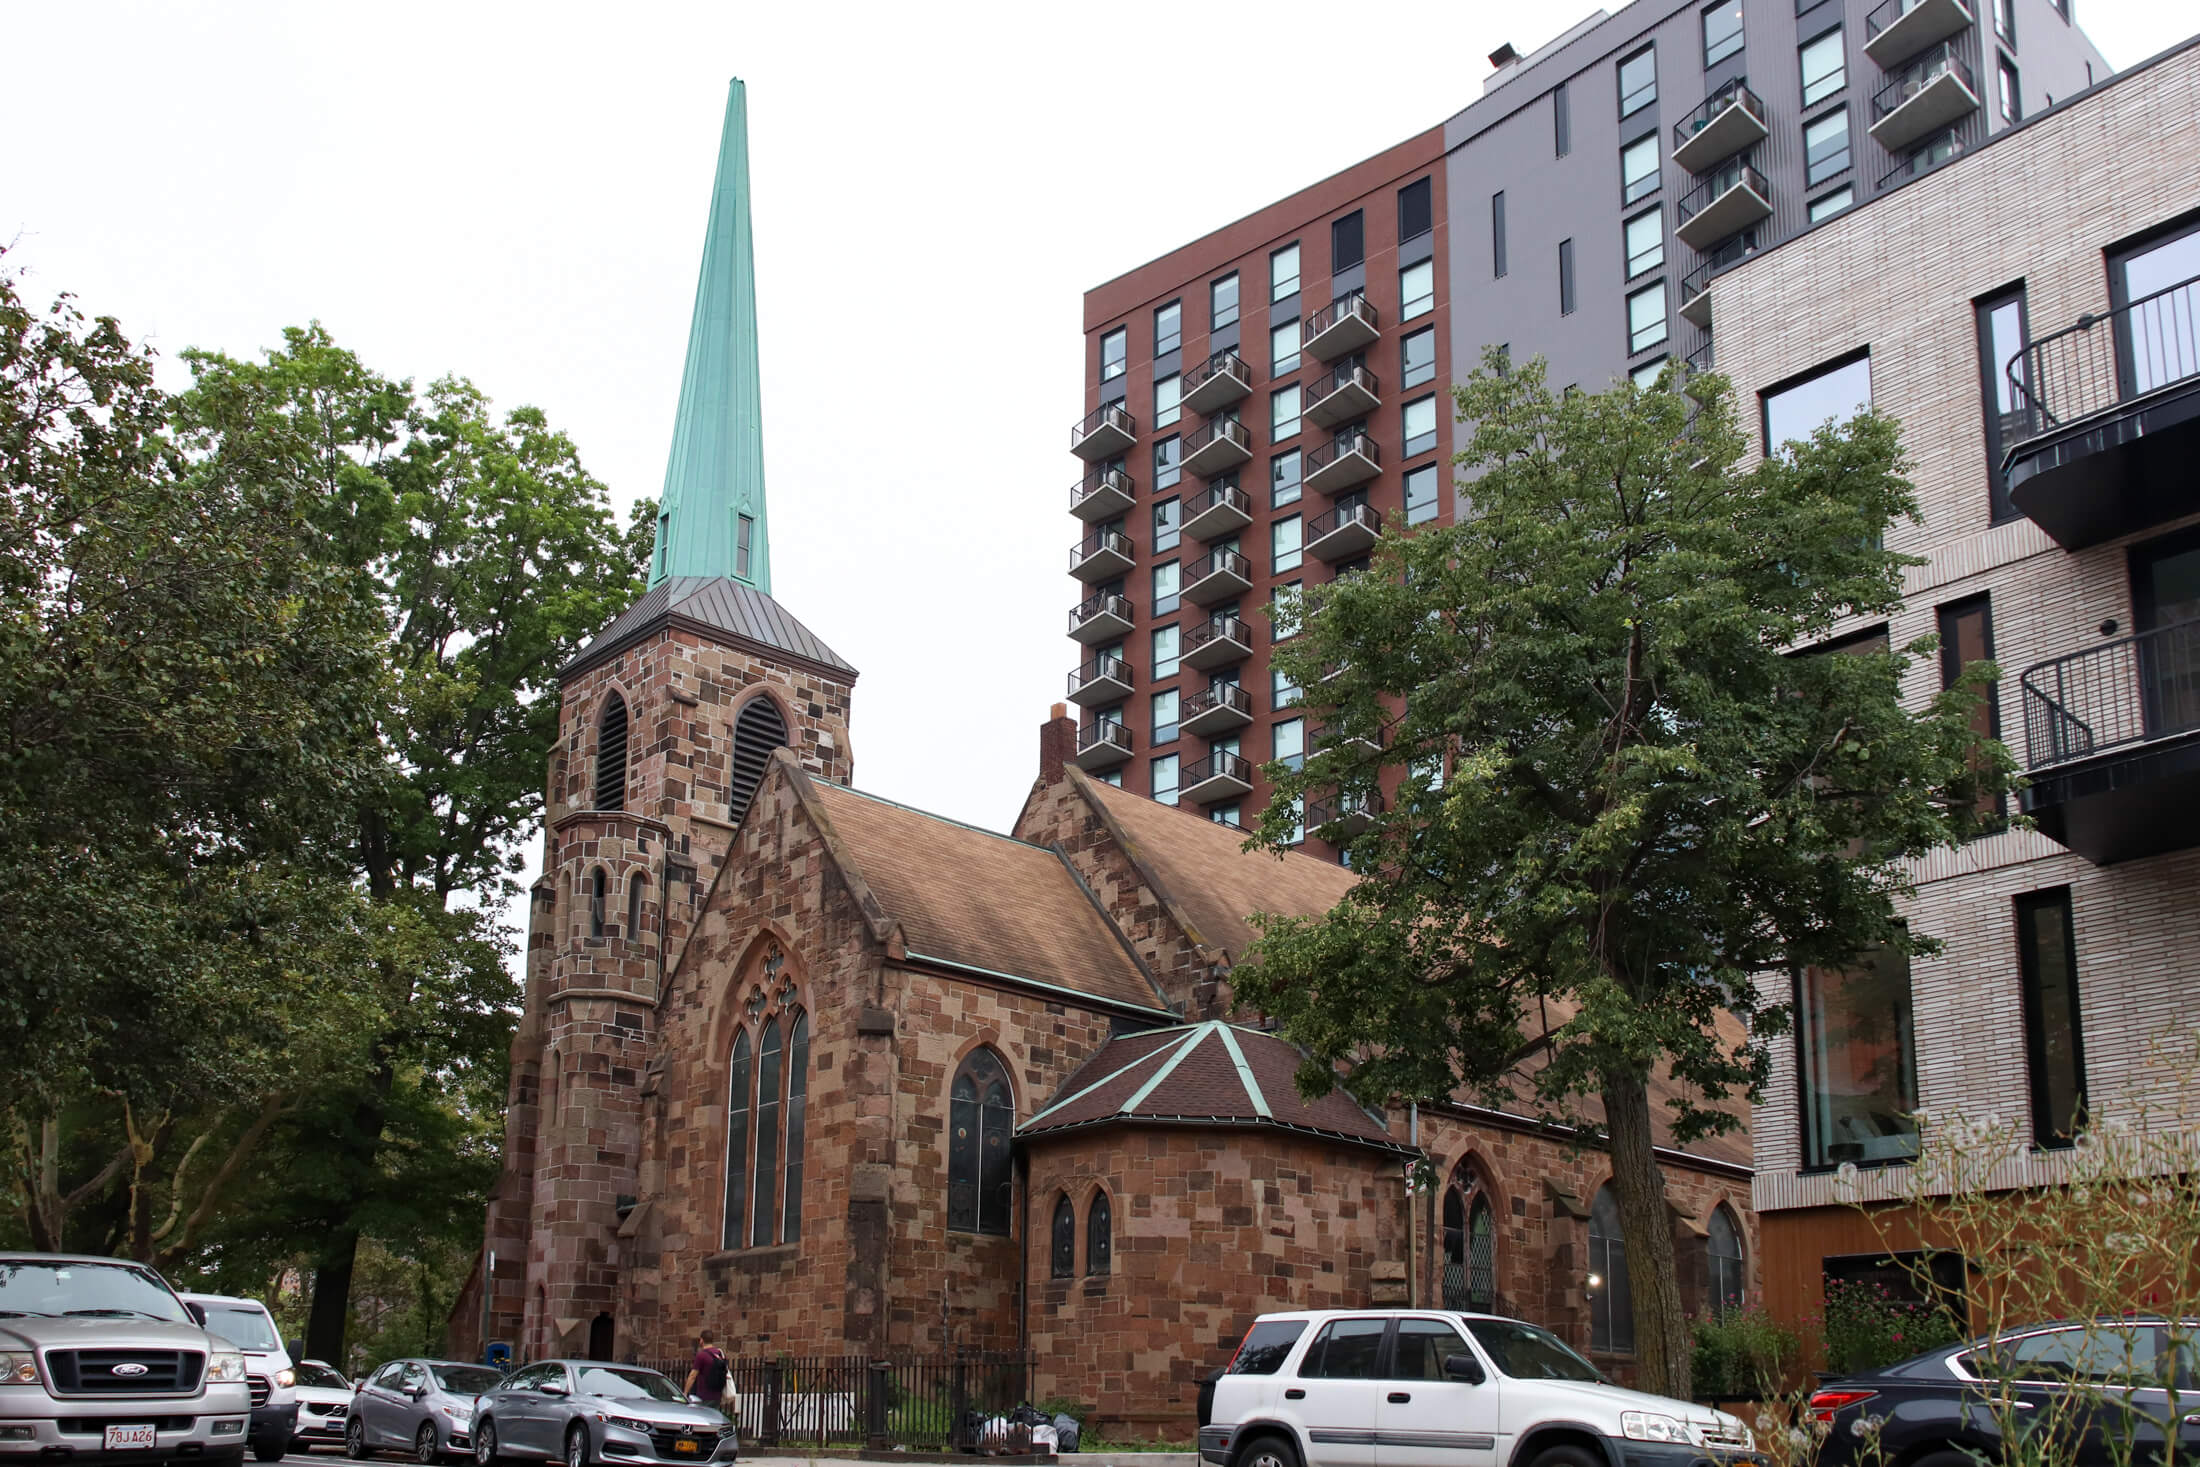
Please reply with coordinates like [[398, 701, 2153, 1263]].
[[649, 78, 770, 592]]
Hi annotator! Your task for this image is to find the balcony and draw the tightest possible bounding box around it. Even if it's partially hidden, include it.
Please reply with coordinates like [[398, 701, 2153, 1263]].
[[1183, 350, 1253, 416], [1068, 653, 1134, 706], [1870, 44, 1979, 152], [1686, 338, 1716, 373], [1181, 750, 1254, 804], [1182, 614, 1253, 672], [1678, 230, 1760, 329], [1310, 788, 1384, 837], [1182, 681, 1255, 737], [1675, 159, 1773, 253], [1864, 0, 1974, 68], [1183, 416, 1254, 477], [1069, 590, 1135, 645], [1305, 361, 1382, 430], [1305, 431, 1382, 495], [1183, 547, 1253, 607], [2003, 272, 2200, 550], [1071, 402, 1136, 461], [1672, 80, 1770, 174], [1313, 720, 1386, 759], [2020, 618, 2200, 864], [1183, 481, 1253, 541], [1876, 127, 1968, 190], [1070, 527, 1134, 583], [1307, 501, 1382, 562], [1072, 718, 1133, 772], [1069, 465, 1135, 522], [1303, 292, 1380, 362]]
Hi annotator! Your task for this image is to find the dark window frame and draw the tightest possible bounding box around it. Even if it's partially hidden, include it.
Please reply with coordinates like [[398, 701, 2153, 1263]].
[[1211, 272, 1240, 330], [1559, 237, 1577, 315], [1975, 283, 2030, 524], [1099, 327, 1128, 383], [1800, 24, 1846, 106], [1554, 81, 1572, 156], [1804, 106, 1853, 187], [1617, 44, 1658, 118], [1332, 210, 1366, 274], [1086, 1191, 1113, 1276], [1154, 299, 1183, 357], [1623, 207, 1664, 280], [947, 1047, 1016, 1236], [1621, 131, 1662, 205], [1702, 0, 1745, 68], [1492, 191, 1508, 278], [1401, 327, 1437, 389], [2014, 888, 2088, 1149], [1050, 1194, 1075, 1279], [1936, 592, 2006, 824], [1398, 177, 1433, 242], [1759, 346, 1872, 457]]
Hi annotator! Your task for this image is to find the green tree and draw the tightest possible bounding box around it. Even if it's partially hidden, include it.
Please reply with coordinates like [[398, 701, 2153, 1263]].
[[1242, 353, 2011, 1396]]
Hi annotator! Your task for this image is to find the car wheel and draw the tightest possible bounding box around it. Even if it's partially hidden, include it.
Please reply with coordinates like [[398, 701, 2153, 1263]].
[[474, 1420, 500, 1467], [1232, 1433, 1300, 1467], [253, 1443, 287, 1464], [564, 1425, 591, 1467], [1526, 1445, 1604, 1467], [350, 1417, 375, 1460], [417, 1423, 444, 1464]]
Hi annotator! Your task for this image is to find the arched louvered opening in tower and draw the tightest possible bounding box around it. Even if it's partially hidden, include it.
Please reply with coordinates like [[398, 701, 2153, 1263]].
[[726, 697, 789, 826], [594, 693, 629, 811]]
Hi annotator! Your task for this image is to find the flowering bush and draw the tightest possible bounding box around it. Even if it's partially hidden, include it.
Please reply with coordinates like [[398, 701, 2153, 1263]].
[[1690, 1305, 1801, 1398], [1818, 1276, 1962, 1375]]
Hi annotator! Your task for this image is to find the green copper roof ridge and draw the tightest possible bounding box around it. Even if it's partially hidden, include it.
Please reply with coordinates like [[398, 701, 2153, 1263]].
[[649, 77, 770, 593]]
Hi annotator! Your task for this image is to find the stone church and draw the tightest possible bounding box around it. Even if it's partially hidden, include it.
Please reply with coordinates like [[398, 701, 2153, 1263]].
[[449, 82, 1756, 1436]]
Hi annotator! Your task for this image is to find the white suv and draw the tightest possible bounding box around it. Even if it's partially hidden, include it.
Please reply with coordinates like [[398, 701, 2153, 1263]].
[[1198, 1310, 1761, 1467]]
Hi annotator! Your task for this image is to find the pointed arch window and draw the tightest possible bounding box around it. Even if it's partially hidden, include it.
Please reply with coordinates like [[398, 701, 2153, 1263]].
[[723, 944, 805, 1251], [595, 693, 629, 811], [727, 697, 789, 828], [1441, 1162, 1496, 1312], [589, 868, 607, 939], [721, 1030, 752, 1250], [752, 1017, 783, 1248], [948, 1049, 1015, 1236], [1707, 1203, 1745, 1320], [626, 872, 645, 941], [1050, 1195, 1076, 1279], [1589, 1185, 1633, 1354], [1086, 1191, 1112, 1277], [781, 1011, 808, 1242]]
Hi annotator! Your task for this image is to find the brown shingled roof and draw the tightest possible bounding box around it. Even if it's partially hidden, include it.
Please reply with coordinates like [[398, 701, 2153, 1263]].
[[806, 781, 1170, 1015]]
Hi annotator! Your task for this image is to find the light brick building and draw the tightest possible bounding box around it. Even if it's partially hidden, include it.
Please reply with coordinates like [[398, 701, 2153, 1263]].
[[1704, 35, 2200, 1325]]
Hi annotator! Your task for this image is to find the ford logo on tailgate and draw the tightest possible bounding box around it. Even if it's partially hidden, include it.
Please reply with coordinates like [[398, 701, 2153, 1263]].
[[110, 1363, 150, 1377]]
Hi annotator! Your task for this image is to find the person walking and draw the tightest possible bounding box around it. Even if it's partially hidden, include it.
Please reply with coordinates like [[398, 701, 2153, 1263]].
[[683, 1330, 729, 1407]]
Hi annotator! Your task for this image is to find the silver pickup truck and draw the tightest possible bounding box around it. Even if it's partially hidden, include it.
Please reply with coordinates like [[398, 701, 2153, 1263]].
[[0, 1253, 253, 1467]]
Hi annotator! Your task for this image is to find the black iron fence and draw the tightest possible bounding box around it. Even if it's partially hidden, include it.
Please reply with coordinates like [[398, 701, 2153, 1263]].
[[628, 1350, 1039, 1452], [2006, 271, 2200, 448], [2021, 616, 2200, 769]]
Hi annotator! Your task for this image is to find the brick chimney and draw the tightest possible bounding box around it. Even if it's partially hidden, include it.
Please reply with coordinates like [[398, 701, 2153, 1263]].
[[1039, 703, 1076, 786]]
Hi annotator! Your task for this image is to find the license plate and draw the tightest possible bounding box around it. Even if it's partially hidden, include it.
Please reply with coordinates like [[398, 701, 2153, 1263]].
[[104, 1425, 158, 1450], [673, 1439, 699, 1453]]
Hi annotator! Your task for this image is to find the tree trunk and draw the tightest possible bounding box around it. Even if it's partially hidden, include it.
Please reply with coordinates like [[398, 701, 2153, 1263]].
[[304, 1231, 358, 1365], [1602, 1073, 1692, 1400]]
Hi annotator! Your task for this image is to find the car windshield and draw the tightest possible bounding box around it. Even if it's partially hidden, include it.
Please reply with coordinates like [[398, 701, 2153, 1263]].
[[294, 1363, 349, 1390], [0, 1261, 189, 1322], [201, 1305, 280, 1351], [1465, 1318, 1605, 1383], [573, 1367, 683, 1403], [433, 1366, 507, 1395]]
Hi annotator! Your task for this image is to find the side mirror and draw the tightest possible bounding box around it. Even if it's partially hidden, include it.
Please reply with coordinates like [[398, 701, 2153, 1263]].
[[1442, 1353, 1486, 1385], [412, 1385, 431, 1401], [539, 1384, 569, 1398], [185, 1303, 208, 1327]]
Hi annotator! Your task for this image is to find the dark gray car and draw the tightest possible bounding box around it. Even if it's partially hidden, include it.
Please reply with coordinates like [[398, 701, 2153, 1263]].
[[348, 1358, 508, 1463], [473, 1361, 734, 1467]]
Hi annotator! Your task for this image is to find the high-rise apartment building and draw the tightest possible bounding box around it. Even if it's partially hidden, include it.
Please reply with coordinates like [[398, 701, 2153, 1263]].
[[1069, 0, 2107, 856]]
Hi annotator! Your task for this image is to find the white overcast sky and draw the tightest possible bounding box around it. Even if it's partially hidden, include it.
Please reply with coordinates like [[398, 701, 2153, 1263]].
[[6, 0, 2193, 924]]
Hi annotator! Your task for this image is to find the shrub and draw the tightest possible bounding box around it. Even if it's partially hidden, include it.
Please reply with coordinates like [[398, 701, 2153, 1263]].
[[1818, 1276, 1962, 1375], [1691, 1306, 1802, 1398]]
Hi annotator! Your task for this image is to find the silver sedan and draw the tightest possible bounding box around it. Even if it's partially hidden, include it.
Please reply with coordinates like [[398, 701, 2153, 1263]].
[[472, 1361, 735, 1467], [348, 1358, 509, 1463]]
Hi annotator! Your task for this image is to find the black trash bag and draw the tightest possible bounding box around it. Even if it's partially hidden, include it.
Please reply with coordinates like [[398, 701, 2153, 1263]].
[[1010, 1404, 1049, 1428], [1052, 1414, 1081, 1452]]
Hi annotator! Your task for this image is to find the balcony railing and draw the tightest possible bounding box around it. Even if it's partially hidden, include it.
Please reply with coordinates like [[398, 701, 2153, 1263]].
[[1074, 719, 1133, 769], [2005, 272, 2200, 450], [1864, 0, 1974, 67], [1305, 361, 1382, 430], [2023, 617, 2200, 770], [1306, 501, 1383, 561], [1069, 527, 1134, 581], [1183, 480, 1253, 540], [1068, 654, 1133, 703], [1069, 465, 1135, 520], [1675, 159, 1772, 252], [1678, 230, 1760, 327], [1671, 80, 1769, 173], [1181, 680, 1254, 735], [1309, 788, 1385, 834], [1305, 430, 1381, 494], [1068, 591, 1134, 642], [1183, 415, 1254, 476], [1183, 350, 1253, 415], [1180, 750, 1253, 802], [1875, 126, 1968, 189], [1070, 402, 1136, 460], [1183, 546, 1253, 606], [1303, 292, 1380, 361], [1869, 42, 1978, 150], [1183, 614, 1253, 670]]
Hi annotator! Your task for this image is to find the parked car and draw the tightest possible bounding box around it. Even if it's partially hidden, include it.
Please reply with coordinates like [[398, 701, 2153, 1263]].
[[348, 1357, 509, 1462], [289, 1358, 353, 1451], [472, 1360, 737, 1467], [1199, 1308, 1762, 1467], [1808, 1316, 2200, 1467], [0, 1251, 254, 1466], [177, 1291, 300, 1462]]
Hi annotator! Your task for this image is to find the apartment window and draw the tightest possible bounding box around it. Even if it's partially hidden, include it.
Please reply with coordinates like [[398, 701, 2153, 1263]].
[[1272, 514, 1303, 573], [1798, 947, 1919, 1169], [1271, 449, 1303, 508], [1405, 463, 1440, 525], [1152, 623, 1180, 679], [1998, 58, 2021, 123], [1554, 81, 1571, 156], [1623, 209, 1663, 279], [1398, 177, 1433, 242], [1155, 300, 1182, 357], [2015, 889, 2087, 1148], [1098, 770, 1123, 786], [1762, 351, 1871, 454], [1702, 1, 1744, 66], [1626, 281, 1668, 354], [1631, 357, 1668, 391], [1152, 561, 1180, 616], [1402, 328, 1436, 389], [1153, 496, 1181, 553], [1975, 285, 2029, 522], [1282, 797, 1306, 846], [1558, 238, 1577, 316], [1270, 581, 1303, 643], [1271, 243, 1300, 302], [1155, 435, 1181, 490], [1272, 665, 1301, 708], [1152, 753, 1180, 807], [1621, 134, 1660, 204], [1618, 45, 1657, 117], [1272, 318, 1300, 375], [736, 514, 755, 581], [1332, 210, 1364, 274], [1808, 186, 1854, 223], [1993, 0, 2014, 45], [1273, 717, 1305, 772], [1155, 372, 1182, 428], [1492, 191, 1508, 278], [1938, 594, 2003, 823], [1800, 28, 1845, 106], [1804, 109, 1851, 186], [1210, 802, 1242, 828], [1099, 327, 1127, 382], [1397, 261, 1433, 324], [1403, 396, 1439, 458], [1151, 689, 1179, 746], [1272, 385, 1302, 441], [1211, 273, 1240, 329]]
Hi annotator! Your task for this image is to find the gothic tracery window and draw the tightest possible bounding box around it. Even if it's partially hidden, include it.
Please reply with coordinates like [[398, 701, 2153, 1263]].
[[1707, 1202, 1745, 1320], [1441, 1161, 1496, 1312], [1050, 1194, 1075, 1279], [948, 1048, 1015, 1235], [1086, 1190, 1112, 1277], [1589, 1184, 1633, 1353], [720, 942, 806, 1251]]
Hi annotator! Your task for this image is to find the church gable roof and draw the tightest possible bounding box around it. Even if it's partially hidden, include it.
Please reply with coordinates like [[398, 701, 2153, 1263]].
[[561, 575, 856, 681]]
